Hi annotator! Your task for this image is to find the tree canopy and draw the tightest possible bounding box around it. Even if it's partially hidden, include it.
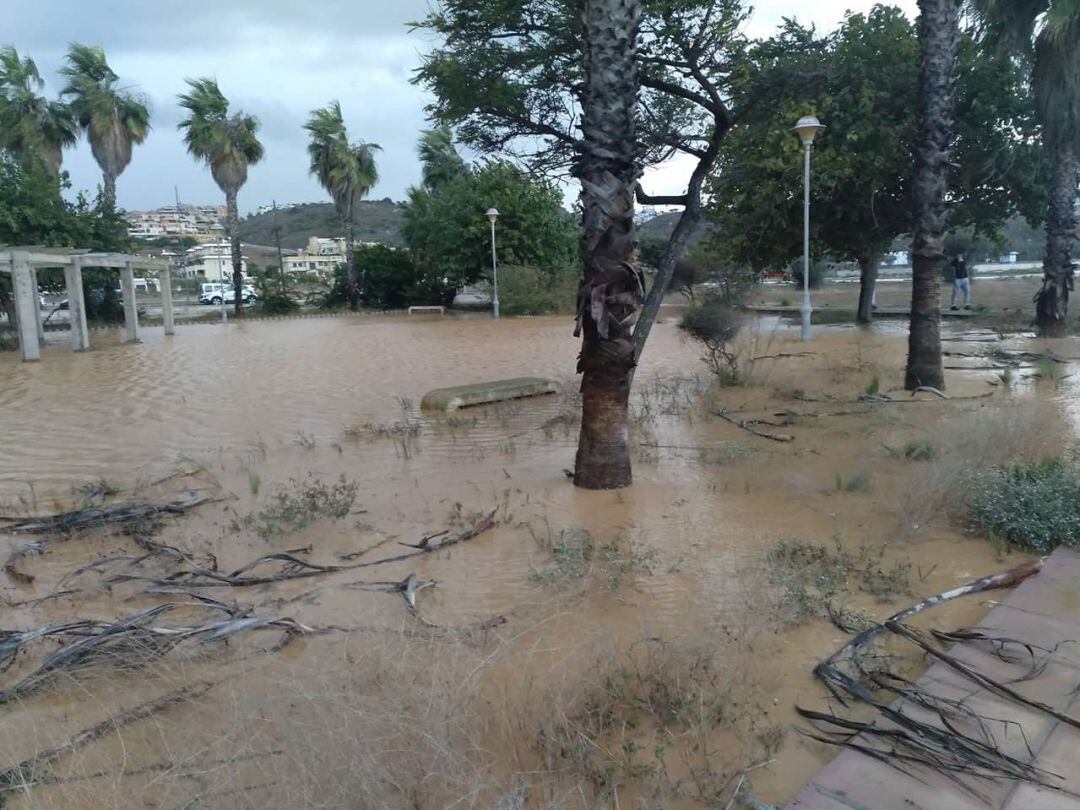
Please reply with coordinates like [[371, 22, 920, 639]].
[[705, 6, 1045, 274], [402, 159, 579, 288], [0, 46, 77, 174]]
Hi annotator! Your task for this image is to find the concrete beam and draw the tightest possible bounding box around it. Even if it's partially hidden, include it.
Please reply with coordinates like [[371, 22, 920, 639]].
[[64, 259, 91, 351], [160, 266, 175, 335], [121, 261, 140, 343], [420, 377, 558, 411], [11, 253, 40, 361]]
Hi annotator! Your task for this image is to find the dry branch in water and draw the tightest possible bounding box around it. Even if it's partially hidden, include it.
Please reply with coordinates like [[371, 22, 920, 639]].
[[0, 495, 218, 536], [0, 602, 309, 704], [713, 410, 794, 442]]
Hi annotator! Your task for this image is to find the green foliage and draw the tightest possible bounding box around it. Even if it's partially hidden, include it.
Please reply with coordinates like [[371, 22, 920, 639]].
[[789, 258, 827, 289], [706, 7, 1046, 274], [0, 46, 77, 173], [497, 264, 578, 316], [177, 78, 263, 193], [245, 475, 359, 540], [766, 537, 911, 625], [903, 439, 936, 461], [319, 244, 452, 310], [0, 155, 130, 323], [968, 457, 1080, 551], [304, 101, 379, 218], [403, 160, 579, 288]]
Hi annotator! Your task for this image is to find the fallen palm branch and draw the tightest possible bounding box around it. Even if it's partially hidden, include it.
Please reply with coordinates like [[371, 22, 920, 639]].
[[0, 602, 310, 704], [1, 495, 218, 536], [713, 410, 794, 442], [0, 682, 214, 795], [799, 560, 1076, 796]]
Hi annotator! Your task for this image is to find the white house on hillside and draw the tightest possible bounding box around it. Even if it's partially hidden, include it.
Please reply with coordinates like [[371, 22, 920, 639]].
[[178, 240, 250, 279]]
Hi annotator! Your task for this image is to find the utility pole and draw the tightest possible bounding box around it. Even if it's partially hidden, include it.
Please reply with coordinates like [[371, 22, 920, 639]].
[[272, 199, 286, 296]]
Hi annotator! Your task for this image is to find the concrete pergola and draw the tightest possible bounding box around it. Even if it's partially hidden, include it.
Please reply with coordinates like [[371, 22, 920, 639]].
[[1, 247, 174, 362]]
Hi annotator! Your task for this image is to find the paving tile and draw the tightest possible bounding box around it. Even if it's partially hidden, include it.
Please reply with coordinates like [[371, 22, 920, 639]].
[[786, 782, 859, 809], [1003, 782, 1080, 810], [969, 607, 1080, 673], [999, 550, 1080, 620]]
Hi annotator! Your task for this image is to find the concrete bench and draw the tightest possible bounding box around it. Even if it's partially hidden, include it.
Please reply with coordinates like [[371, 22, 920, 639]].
[[408, 306, 445, 315], [421, 377, 558, 411]]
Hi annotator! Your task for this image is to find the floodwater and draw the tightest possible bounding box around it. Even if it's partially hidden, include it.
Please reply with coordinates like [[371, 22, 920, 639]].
[[0, 312, 1077, 809]]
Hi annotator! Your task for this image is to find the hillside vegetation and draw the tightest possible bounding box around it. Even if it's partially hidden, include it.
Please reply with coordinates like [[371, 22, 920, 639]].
[[238, 200, 406, 249]]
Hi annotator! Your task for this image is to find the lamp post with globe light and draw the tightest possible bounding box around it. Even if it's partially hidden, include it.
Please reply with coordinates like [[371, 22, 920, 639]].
[[486, 208, 500, 319], [793, 115, 825, 342]]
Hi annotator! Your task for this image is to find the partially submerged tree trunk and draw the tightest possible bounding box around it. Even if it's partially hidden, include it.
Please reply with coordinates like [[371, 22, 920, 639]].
[[856, 254, 879, 324], [226, 189, 244, 315], [572, 0, 643, 490], [344, 197, 359, 311], [1035, 144, 1077, 337], [905, 0, 958, 391]]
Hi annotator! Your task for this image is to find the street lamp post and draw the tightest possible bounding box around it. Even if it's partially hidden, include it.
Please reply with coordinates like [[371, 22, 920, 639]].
[[793, 115, 825, 342], [210, 223, 227, 325], [486, 208, 500, 319]]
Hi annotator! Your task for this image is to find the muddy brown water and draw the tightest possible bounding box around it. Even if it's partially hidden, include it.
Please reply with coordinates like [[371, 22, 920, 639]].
[[0, 313, 1077, 808]]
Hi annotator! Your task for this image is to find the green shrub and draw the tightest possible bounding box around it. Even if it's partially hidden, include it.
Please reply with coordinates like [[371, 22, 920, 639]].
[[319, 245, 453, 310], [788, 258, 827, 289], [497, 264, 578, 316], [968, 457, 1080, 552]]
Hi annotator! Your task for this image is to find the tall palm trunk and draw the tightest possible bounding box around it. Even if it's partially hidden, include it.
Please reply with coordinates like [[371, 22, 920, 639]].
[[905, 0, 958, 391], [856, 254, 880, 324], [1035, 144, 1077, 336], [572, 0, 643, 490], [225, 189, 243, 315], [344, 197, 358, 310], [102, 172, 117, 210]]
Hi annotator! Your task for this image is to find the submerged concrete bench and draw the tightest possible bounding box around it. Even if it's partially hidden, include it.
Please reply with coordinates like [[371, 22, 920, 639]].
[[408, 305, 444, 315], [421, 377, 558, 411]]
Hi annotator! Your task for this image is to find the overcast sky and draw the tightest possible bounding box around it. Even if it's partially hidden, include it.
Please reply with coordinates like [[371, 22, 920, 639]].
[[9, 0, 916, 213]]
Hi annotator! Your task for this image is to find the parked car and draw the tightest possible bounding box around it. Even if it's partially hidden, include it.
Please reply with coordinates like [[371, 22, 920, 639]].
[[198, 283, 256, 305]]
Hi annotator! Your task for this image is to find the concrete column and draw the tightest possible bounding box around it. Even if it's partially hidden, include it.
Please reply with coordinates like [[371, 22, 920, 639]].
[[121, 261, 140, 343], [12, 253, 40, 361], [28, 266, 44, 343], [160, 266, 175, 335], [64, 259, 91, 351]]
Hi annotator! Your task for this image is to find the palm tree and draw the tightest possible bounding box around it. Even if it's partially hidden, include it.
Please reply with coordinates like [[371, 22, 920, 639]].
[[0, 46, 77, 174], [905, 0, 960, 390], [970, 0, 1080, 336], [418, 126, 467, 192], [60, 43, 151, 210], [304, 102, 379, 310], [572, 0, 644, 489], [178, 78, 263, 315]]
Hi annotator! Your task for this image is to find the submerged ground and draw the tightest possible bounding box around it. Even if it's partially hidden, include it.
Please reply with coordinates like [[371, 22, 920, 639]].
[[0, 312, 1077, 808]]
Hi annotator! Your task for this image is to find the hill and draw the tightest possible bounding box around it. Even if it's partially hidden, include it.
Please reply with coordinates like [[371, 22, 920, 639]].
[[238, 199, 406, 249]]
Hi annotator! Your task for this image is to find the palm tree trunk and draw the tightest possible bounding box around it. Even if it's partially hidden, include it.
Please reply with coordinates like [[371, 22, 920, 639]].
[[572, 0, 643, 490], [344, 200, 358, 311], [856, 254, 879, 324], [905, 0, 958, 391], [102, 173, 117, 211], [1035, 144, 1077, 337], [226, 190, 243, 315]]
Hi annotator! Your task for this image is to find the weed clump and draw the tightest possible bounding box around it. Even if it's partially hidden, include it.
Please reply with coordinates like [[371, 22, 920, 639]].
[[766, 537, 911, 625], [530, 527, 595, 584], [967, 457, 1080, 552], [680, 299, 743, 386], [247, 475, 359, 539], [903, 439, 936, 461]]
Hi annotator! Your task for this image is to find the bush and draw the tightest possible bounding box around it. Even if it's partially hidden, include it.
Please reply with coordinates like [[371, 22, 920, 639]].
[[498, 264, 579, 316], [789, 258, 827, 289], [679, 298, 743, 385], [319, 245, 454, 310], [967, 457, 1080, 552]]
